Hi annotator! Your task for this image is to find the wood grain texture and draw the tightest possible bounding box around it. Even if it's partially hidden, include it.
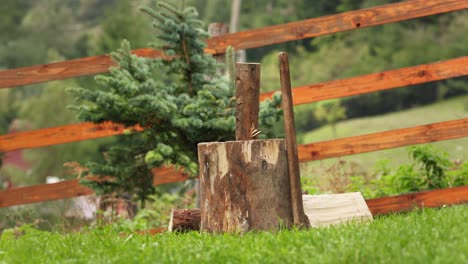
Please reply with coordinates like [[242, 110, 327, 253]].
[[303, 192, 373, 227], [0, 49, 169, 89], [260, 57, 468, 105], [0, 122, 143, 152], [206, 0, 467, 53], [0, 180, 93, 207], [366, 186, 468, 215], [198, 140, 293, 233], [298, 118, 468, 162], [235, 63, 260, 140], [279, 52, 309, 227], [0, 167, 188, 208], [1, 0, 465, 88], [168, 208, 201, 232]]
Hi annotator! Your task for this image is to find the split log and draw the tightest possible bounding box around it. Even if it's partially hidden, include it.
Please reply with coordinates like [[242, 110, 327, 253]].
[[279, 52, 310, 228], [198, 139, 293, 233], [168, 209, 201, 232]]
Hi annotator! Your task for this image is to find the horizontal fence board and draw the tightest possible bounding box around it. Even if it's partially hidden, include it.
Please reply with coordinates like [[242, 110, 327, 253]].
[[297, 118, 468, 162], [0, 180, 93, 208], [1, 0, 466, 88], [2, 57, 466, 152], [0, 167, 188, 208], [206, 0, 468, 53], [0, 122, 143, 152], [366, 186, 468, 215], [260, 57, 468, 104], [0, 49, 168, 89]]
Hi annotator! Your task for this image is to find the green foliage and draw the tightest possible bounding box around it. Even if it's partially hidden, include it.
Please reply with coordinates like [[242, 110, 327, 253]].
[[347, 145, 468, 198], [314, 100, 346, 138], [104, 187, 197, 232], [68, 2, 281, 204], [92, 0, 153, 55]]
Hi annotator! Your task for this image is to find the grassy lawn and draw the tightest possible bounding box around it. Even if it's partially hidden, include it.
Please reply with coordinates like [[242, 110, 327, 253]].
[[300, 95, 468, 172], [1, 205, 467, 263]]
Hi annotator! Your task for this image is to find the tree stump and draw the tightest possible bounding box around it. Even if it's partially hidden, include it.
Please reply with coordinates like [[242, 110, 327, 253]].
[[198, 139, 293, 233]]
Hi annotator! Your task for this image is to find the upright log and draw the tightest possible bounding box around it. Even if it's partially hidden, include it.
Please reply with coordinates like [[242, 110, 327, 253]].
[[279, 52, 310, 228], [235, 63, 261, 140], [198, 139, 293, 233]]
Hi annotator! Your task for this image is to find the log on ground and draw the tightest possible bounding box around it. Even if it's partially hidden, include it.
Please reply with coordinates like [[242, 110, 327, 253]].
[[168, 209, 201, 232]]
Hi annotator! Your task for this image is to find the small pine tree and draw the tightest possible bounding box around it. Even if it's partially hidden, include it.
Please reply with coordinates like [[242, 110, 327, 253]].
[[68, 2, 281, 205]]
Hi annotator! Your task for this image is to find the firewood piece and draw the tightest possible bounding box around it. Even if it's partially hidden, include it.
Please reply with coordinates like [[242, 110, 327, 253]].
[[168, 208, 201, 232], [278, 52, 310, 228]]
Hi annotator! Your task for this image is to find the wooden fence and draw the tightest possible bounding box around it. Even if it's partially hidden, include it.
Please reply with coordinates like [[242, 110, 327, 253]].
[[1, 0, 467, 214]]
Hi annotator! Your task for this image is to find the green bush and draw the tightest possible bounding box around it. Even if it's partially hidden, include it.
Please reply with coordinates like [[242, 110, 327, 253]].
[[340, 145, 467, 198]]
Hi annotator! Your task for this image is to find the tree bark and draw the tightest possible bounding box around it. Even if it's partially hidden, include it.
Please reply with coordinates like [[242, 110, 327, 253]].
[[279, 52, 310, 228], [168, 208, 201, 232], [198, 139, 293, 233], [235, 63, 260, 140]]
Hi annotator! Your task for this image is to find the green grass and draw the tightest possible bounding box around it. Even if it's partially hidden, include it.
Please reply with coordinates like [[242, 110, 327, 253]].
[[1, 205, 467, 263], [300, 95, 468, 171]]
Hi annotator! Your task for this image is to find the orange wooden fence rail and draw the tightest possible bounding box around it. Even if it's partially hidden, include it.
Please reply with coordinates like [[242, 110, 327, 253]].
[[261, 56, 468, 104], [297, 118, 468, 162], [2, 57, 466, 152], [366, 186, 468, 215], [0, 167, 188, 208], [0, 0, 466, 88], [0, 122, 143, 152]]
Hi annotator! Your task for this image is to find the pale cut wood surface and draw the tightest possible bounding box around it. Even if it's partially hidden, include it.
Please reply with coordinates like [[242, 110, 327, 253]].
[[303, 192, 373, 227]]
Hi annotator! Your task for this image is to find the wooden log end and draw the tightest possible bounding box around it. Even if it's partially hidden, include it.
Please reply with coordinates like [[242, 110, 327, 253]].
[[168, 208, 201, 232]]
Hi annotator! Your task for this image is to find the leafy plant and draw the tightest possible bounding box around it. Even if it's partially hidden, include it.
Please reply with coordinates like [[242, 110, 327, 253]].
[[346, 145, 468, 198], [409, 145, 452, 189], [68, 2, 281, 205]]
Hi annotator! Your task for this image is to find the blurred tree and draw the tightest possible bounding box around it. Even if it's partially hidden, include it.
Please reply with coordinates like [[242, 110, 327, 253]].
[[91, 0, 154, 55], [314, 100, 347, 138]]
